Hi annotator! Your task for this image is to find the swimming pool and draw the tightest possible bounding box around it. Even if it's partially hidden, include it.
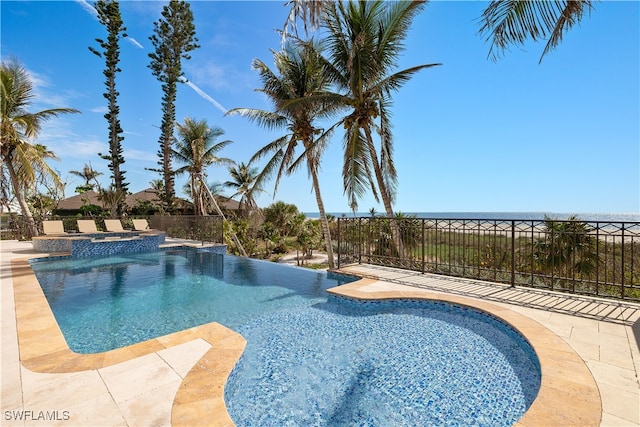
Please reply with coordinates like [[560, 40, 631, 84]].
[[31, 248, 541, 425], [31, 249, 356, 353]]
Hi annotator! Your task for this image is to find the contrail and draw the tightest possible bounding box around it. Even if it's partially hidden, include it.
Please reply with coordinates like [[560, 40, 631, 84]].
[[127, 37, 144, 49], [76, 0, 144, 51], [75, 0, 97, 17], [180, 77, 228, 114]]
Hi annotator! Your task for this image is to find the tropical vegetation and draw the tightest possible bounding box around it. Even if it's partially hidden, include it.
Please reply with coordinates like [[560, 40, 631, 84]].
[[227, 40, 339, 268], [69, 163, 103, 194], [173, 117, 233, 216], [224, 162, 263, 218], [0, 58, 79, 236]]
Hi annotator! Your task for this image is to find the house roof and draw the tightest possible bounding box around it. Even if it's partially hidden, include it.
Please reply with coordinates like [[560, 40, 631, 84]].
[[55, 189, 242, 212], [56, 190, 101, 210], [125, 189, 161, 206], [216, 197, 241, 211]]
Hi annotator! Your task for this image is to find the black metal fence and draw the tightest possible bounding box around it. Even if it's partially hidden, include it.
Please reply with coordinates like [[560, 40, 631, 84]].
[[336, 217, 640, 302], [149, 215, 224, 244]]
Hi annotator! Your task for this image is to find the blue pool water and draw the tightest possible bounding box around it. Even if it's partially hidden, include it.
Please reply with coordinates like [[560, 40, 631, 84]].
[[31, 248, 541, 426], [31, 249, 356, 353]]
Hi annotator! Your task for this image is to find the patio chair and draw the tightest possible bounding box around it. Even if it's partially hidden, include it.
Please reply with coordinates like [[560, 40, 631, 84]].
[[77, 220, 100, 233], [132, 219, 152, 231], [42, 220, 67, 235], [104, 219, 127, 232]]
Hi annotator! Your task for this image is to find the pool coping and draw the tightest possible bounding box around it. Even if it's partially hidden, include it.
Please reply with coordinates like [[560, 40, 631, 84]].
[[12, 253, 601, 426]]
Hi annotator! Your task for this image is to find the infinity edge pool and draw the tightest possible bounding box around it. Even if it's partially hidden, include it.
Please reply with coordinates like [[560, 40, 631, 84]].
[[11, 251, 602, 426]]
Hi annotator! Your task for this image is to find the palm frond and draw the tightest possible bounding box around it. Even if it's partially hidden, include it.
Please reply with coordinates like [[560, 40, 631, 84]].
[[376, 1, 427, 70], [377, 96, 397, 204], [479, 0, 594, 63], [342, 124, 378, 211], [281, 0, 327, 45]]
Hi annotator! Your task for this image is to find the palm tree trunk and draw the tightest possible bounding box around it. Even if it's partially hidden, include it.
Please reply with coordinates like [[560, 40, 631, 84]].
[[199, 176, 248, 257], [364, 128, 404, 256], [310, 168, 335, 269], [6, 159, 38, 237]]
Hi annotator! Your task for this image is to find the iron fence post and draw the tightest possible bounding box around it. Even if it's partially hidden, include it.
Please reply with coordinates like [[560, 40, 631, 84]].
[[358, 217, 362, 265], [422, 218, 425, 274], [621, 224, 625, 299], [511, 220, 516, 287]]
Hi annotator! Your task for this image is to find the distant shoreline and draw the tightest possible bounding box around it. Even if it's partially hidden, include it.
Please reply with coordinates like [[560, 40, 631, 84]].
[[304, 212, 640, 222]]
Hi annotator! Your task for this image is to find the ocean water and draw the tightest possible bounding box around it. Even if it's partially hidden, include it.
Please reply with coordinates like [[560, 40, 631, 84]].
[[304, 212, 640, 222]]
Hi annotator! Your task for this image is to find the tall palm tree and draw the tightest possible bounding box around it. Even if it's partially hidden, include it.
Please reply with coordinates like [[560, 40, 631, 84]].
[[173, 117, 233, 216], [224, 161, 263, 217], [0, 59, 79, 236], [479, 0, 595, 63], [226, 41, 339, 268], [319, 1, 439, 257]]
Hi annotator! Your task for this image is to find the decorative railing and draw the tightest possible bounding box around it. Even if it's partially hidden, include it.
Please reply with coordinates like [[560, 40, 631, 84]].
[[336, 217, 640, 302]]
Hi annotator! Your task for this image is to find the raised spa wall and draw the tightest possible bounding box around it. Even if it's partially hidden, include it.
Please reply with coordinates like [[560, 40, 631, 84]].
[[32, 232, 165, 257], [32, 232, 228, 258]]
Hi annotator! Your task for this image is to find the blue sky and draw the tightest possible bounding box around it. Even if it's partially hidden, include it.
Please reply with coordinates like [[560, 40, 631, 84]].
[[2, 0, 638, 214]]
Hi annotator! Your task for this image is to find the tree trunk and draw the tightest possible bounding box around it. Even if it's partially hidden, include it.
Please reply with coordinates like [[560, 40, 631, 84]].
[[199, 176, 248, 257], [310, 168, 335, 269], [6, 159, 38, 237]]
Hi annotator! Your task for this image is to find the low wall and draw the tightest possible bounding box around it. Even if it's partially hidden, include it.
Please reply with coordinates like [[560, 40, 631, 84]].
[[71, 233, 163, 257], [32, 232, 166, 255]]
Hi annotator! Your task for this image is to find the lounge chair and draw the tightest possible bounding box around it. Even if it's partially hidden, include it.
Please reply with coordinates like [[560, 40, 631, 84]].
[[42, 220, 67, 235], [77, 220, 100, 233], [132, 219, 152, 231], [104, 219, 127, 232]]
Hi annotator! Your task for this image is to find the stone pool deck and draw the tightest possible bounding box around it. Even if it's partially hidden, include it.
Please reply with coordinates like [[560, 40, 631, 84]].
[[1, 239, 639, 426]]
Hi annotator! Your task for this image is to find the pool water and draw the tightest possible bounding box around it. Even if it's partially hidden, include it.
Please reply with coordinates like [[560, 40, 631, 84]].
[[31, 248, 541, 425], [226, 297, 540, 426], [31, 249, 356, 353]]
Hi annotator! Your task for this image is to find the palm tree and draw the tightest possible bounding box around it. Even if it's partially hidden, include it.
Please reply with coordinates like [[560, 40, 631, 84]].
[[0, 59, 79, 236], [149, 178, 164, 192], [224, 162, 264, 217], [534, 216, 600, 285], [97, 185, 126, 218], [479, 0, 595, 63], [69, 162, 103, 193], [173, 117, 233, 216], [226, 41, 339, 268], [321, 0, 439, 216]]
